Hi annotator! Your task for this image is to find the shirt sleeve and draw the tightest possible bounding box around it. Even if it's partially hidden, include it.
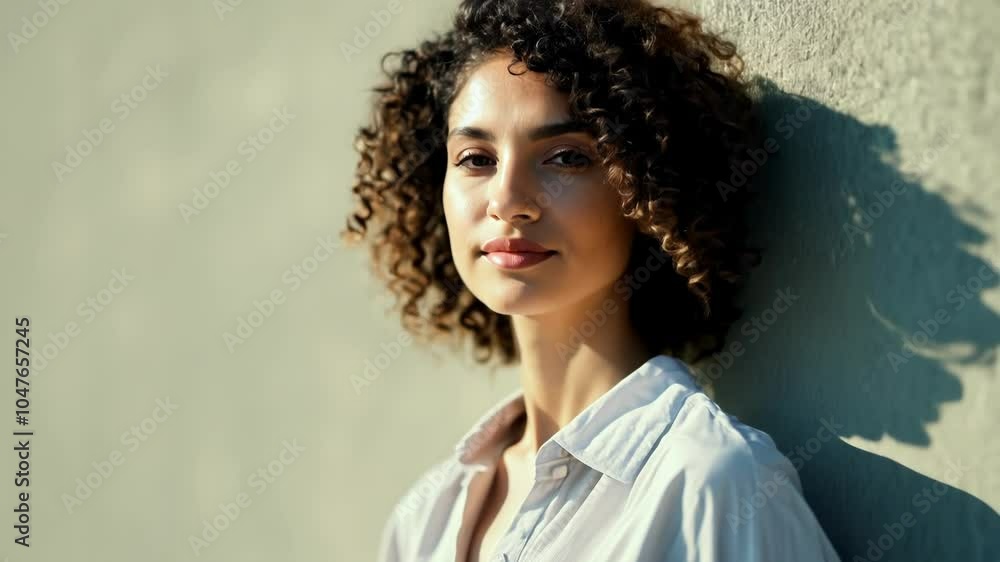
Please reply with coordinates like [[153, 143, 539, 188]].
[[375, 507, 402, 562], [675, 447, 842, 562]]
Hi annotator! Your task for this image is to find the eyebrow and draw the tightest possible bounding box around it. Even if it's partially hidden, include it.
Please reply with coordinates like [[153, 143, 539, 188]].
[[447, 120, 594, 143]]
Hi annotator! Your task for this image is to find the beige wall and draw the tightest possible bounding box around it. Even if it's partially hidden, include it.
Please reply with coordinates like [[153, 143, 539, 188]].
[[0, 0, 996, 560]]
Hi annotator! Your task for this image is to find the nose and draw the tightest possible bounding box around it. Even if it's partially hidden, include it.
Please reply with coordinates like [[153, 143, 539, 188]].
[[486, 154, 541, 225]]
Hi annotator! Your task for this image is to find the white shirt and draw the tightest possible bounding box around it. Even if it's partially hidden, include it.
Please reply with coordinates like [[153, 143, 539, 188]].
[[377, 354, 841, 562]]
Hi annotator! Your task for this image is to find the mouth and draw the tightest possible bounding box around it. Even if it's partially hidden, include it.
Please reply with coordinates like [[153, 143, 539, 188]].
[[479, 250, 557, 270]]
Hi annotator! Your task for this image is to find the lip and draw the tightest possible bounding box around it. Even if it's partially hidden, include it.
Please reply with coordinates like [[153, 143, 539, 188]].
[[480, 237, 553, 253], [479, 237, 556, 270]]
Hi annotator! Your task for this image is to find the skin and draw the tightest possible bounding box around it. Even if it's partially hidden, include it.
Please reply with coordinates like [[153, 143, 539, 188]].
[[442, 52, 655, 562]]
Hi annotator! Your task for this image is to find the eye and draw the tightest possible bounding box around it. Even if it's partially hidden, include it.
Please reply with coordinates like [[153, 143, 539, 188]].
[[454, 152, 496, 169], [547, 149, 592, 169]]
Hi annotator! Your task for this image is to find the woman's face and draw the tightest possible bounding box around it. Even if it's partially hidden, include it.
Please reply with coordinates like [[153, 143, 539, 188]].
[[442, 55, 636, 316]]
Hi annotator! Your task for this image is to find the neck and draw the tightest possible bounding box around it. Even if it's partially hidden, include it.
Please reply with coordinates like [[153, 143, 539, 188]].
[[506, 283, 653, 456]]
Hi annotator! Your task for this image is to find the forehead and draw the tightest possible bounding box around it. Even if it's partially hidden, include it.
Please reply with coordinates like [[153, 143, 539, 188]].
[[448, 56, 572, 129]]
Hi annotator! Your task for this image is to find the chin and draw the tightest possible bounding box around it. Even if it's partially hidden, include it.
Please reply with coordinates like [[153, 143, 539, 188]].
[[474, 278, 561, 317]]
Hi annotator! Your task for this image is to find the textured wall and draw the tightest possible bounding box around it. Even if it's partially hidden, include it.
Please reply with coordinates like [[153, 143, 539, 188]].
[[0, 0, 995, 561], [672, 1, 1000, 560]]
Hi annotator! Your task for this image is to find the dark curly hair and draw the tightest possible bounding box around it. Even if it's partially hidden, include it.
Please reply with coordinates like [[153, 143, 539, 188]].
[[342, 0, 763, 367]]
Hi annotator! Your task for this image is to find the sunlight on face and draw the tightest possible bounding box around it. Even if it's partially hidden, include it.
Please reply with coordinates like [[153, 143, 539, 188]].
[[442, 54, 636, 317]]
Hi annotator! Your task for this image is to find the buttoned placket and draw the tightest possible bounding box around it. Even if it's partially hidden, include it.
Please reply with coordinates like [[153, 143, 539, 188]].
[[487, 443, 573, 562]]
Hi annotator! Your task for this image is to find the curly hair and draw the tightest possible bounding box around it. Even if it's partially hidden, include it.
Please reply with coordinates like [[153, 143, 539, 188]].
[[342, 0, 763, 367]]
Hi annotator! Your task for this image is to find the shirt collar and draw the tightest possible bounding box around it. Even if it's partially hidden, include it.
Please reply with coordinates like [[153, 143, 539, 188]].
[[452, 354, 700, 484]]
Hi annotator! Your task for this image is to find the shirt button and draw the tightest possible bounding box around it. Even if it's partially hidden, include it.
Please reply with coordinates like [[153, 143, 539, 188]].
[[550, 464, 569, 479]]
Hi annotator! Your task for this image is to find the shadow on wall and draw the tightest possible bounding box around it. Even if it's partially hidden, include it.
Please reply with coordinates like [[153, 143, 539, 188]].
[[709, 77, 1000, 561]]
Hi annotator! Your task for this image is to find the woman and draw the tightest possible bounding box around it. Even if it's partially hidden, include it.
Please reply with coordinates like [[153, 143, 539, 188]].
[[344, 0, 841, 560]]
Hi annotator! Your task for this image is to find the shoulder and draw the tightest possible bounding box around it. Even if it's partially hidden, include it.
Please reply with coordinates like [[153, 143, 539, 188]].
[[377, 454, 465, 561], [630, 390, 841, 560], [639, 388, 798, 493]]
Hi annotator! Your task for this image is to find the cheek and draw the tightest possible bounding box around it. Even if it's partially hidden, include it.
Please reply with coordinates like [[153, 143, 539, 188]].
[[442, 182, 476, 255], [555, 187, 634, 285], [552, 177, 631, 252]]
